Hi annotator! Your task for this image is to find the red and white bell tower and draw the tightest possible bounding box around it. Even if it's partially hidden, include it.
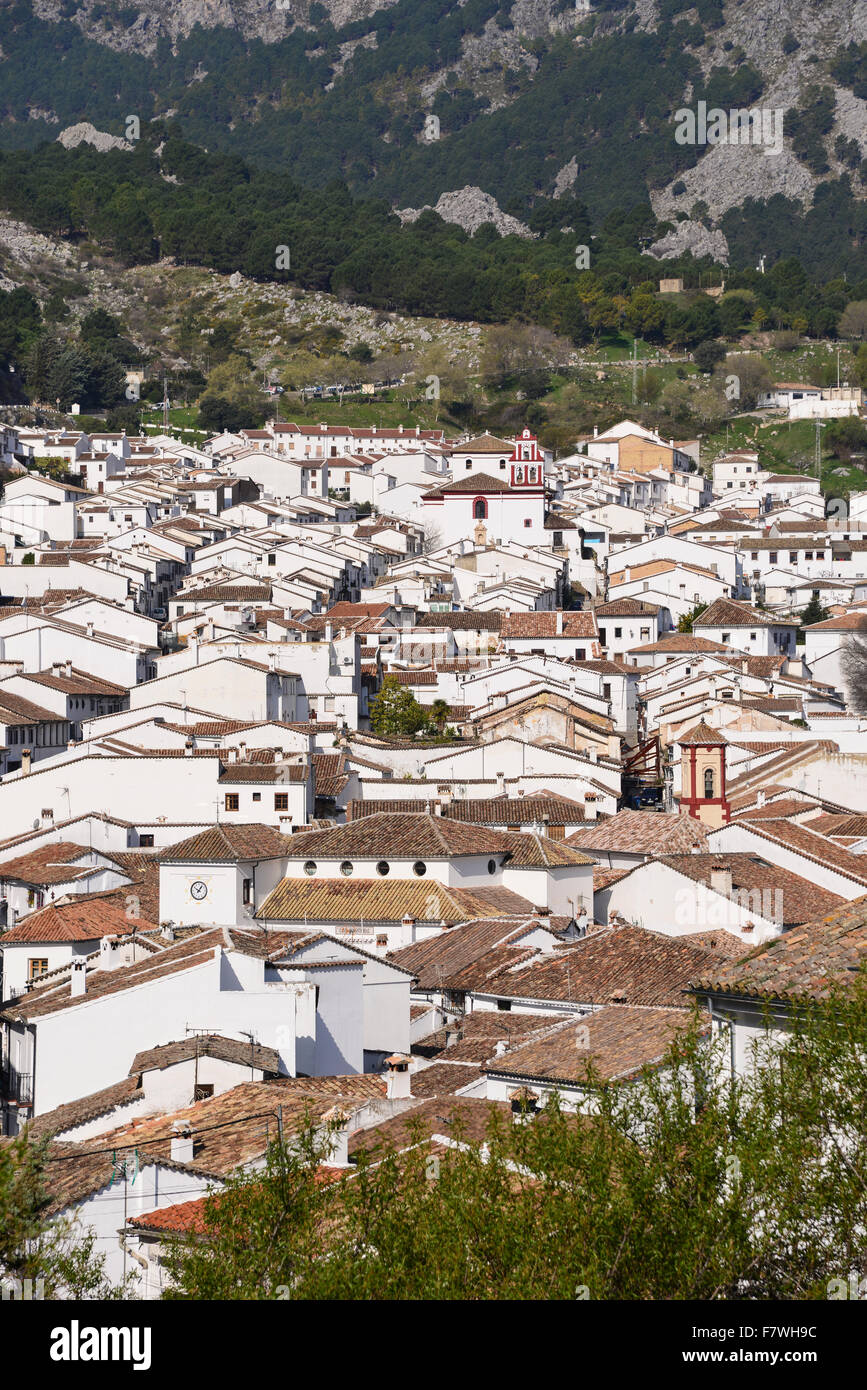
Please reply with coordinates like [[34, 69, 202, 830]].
[[509, 428, 545, 489]]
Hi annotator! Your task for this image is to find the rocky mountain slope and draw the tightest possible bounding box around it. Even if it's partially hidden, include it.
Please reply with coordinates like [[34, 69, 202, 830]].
[[8, 1, 867, 271]]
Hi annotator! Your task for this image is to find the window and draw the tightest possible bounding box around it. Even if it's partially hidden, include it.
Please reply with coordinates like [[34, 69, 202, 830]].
[[304, 860, 317, 876], [721, 633, 730, 644], [268, 554, 276, 566], [553, 531, 563, 547], [225, 793, 239, 811], [704, 768, 715, 798], [805, 551, 813, 560], [523, 519, 532, 528], [603, 683, 611, 700], [789, 552, 798, 564], [274, 793, 289, 811], [473, 498, 487, 520], [252, 792, 261, 802], [194, 1084, 214, 1101], [139, 834, 154, 848], [497, 1000, 512, 1012], [614, 627, 622, 639], [376, 860, 390, 876], [749, 632, 757, 641], [242, 878, 252, 905], [28, 958, 49, 981], [466, 461, 472, 470], [340, 860, 354, 877], [769, 552, 777, 565], [413, 860, 427, 877], [640, 627, 650, 640], [499, 459, 506, 470], [575, 648, 586, 660], [487, 859, 497, 875], [177, 605, 184, 616], [598, 627, 606, 645]]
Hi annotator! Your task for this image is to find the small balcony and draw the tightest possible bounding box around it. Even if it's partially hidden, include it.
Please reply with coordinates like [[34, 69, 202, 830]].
[[0, 1069, 33, 1106]]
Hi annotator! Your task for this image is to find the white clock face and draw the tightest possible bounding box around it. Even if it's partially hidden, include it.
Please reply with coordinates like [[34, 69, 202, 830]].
[[190, 880, 208, 901]]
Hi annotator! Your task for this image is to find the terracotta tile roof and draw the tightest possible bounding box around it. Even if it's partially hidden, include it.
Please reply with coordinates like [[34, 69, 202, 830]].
[[416, 611, 502, 631], [159, 824, 293, 862], [500, 612, 599, 640], [257, 878, 535, 926], [407, 1062, 481, 1097], [411, 1010, 565, 1062], [0, 841, 93, 886], [47, 1076, 386, 1191], [423, 472, 515, 498], [628, 634, 728, 654], [678, 720, 728, 746], [733, 798, 826, 823], [280, 812, 593, 865], [0, 691, 66, 724], [684, 930, 755, 959], [805, 813, 867, 839], [0, 930, 226, 1020], [481, 925, 728, 1008], [442, 795, 589, 825], [26, 1076, 142, 1141], [595, 599, 659, 617], [23, 668, 127, 696], [389, 917, 553, 990], [348, 1095, 512, 1157], [691, 894, 867, 1002], [694, 598, 799, 630], [130, 1034, 281, 1075], [0, 896, 154, 944], [218, 762, 309, 784], [566, 810, 708, 855], [447, 433, 513, 454], [312, 752, 347, 799], [483, 1005, 696, 1086], [718, 819, 867, 890], [651, 852, 845, 926], [127, 1196, 211, 1235]]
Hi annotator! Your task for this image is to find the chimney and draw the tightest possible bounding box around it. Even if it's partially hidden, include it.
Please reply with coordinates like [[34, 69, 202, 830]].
[[555, 610, 563, 635], [593, 426, 598, 438], [171, 1121, 194, 1164], [21, 748, 31, 776], [70, 958, 87, 997], [509, 1086, 539, 1124], [161, 922, 175, 942], [324, 621, 333, 644], [401, 912, 415, 940], [385, 1053, 411, 1099], [495, 770, 506, 797], [86, 621, 94, 638], [184, 738, 194, 757], [322, 1106, 350, 1166], [65, 660, 72, 677], [709, 864, 733, 898], [444, 1025, 463, 1050], [494, 1039, 509, 1058], [756, 791, 766, 808], [99, 935, 122, 971], [584, 795, 598, 821]]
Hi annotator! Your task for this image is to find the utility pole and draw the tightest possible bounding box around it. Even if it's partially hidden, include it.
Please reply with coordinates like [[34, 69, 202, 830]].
[[162, 375, 168, 432], [632, 338, 638, 406]]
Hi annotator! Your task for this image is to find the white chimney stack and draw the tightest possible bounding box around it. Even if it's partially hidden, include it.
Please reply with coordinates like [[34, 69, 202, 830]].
[[709, 864, 733, 899], [385, 1053, 412, 1099], [171, 1121, 194, 1164], [70, 959, 87, 997]]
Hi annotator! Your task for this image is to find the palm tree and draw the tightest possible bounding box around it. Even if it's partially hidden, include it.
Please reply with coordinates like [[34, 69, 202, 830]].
[[429, 699, 451, 734]]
